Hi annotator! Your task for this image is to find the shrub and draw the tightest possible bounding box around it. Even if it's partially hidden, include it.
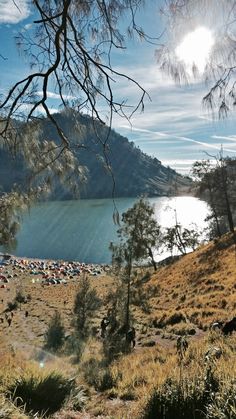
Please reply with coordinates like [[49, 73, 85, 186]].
[[7, 300, 18, 311], [7, 372, 75, 416], [103, 332, 128, 363], [15, 289, 27, 306], [69, 386, 88, 411], [206, 380, 236, 418], [140, 375, 218, 419], [64, 333, 85, 361], [166, 312, 186, 326], [82, 359, 115, 391], [141, 339, 156, 347], [44, 311, 65, 352], [73, 275, 101, 336]]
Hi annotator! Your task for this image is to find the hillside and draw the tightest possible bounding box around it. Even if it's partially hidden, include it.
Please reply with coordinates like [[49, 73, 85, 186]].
[[0, 233, 235, 418], [0, 110, 192, 199]]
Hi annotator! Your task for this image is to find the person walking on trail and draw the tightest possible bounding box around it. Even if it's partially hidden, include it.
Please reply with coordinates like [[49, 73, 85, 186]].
[[25, 310, 29, 318], [127, 326, 136, 348], [7, 317, 12, 327], [101, 316, 109, 338]]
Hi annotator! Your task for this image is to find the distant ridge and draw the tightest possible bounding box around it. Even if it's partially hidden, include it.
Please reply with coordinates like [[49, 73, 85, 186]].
[[0, 109, 192, 199]]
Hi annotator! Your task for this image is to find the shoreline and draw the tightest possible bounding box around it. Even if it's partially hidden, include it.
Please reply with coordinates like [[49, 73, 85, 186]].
[[0, 252, 110, 268]]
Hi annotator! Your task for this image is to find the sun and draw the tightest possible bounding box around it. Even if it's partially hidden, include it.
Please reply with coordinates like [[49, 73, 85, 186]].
[[175, 27, 214, 74]]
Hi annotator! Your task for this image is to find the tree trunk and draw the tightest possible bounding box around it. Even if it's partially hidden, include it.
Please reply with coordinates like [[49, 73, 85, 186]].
[[125, 255, 132, 338], [148, 247, 157, 271]]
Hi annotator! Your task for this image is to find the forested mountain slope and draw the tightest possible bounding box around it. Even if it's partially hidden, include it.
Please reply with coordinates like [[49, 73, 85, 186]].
[[0, 110, 191, 199]]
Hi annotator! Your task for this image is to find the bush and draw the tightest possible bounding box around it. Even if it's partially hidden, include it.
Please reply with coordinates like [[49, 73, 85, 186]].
[[15, 289, 27, 305], [103, 332, 129, 363], [44, 311, 65, 352], [206, 380, 236, 418], [73, 275, 101, 335], [7, 372, 75, 416], [7, 300, 18, 311], [82, 359, 115, 391], [166, 312, 186, 326], [140, 375, 217, 419]]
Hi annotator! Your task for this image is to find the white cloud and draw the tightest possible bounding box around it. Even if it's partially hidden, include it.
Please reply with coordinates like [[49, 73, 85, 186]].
[[0, 0, 31, 24], [36, 91, 76, 101], [18, 103, 58, 115]]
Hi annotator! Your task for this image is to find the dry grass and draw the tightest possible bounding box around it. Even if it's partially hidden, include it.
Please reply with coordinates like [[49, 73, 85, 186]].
[[0, 232, 235, 417]]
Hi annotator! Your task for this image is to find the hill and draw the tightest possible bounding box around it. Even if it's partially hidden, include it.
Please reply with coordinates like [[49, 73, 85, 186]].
[[0, 110, 192, 199], [0, 233, 235, 418]]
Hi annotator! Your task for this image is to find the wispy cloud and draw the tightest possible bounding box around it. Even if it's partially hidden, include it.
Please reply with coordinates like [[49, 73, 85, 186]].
[[212, 135, 236, 142], [36, 91, 76, 100], [129, 126, 236, 154], [0, 0, 31, 24]]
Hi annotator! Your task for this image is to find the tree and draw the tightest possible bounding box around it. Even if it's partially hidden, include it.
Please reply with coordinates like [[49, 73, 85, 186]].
[[192, 154, 236, 236], [44, 311, 65, 352], [116, 197, 162, 271], [163, 223, 201, 256], [0, 0, 151, 246], [213, 154, 236, 234], [110, 197, 161, 338], [73, 275, 101, 336], [158, 0, 236, 116], [192, 160, 223, 238]]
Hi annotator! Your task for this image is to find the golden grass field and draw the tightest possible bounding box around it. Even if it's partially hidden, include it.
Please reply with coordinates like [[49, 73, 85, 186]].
[[0, 232, 236, 418]]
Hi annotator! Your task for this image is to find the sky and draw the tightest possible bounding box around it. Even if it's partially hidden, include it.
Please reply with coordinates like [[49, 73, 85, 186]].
[[0, 0, 236, 176]]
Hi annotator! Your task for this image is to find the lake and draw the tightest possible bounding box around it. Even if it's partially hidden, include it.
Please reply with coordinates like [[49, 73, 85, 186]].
[[2, 196, 210, 264]]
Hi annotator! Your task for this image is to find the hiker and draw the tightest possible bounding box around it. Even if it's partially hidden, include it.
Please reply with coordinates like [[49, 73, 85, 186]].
[[176, 336, 188, 358], [25, 310, 29, 318], [11, 311, 14, 318], [127, 326, 136, 348], [222, 317, 236, 335], [101, 316, 109, 338], [106, 309, 118, 335], [7, 317, 12, 327]]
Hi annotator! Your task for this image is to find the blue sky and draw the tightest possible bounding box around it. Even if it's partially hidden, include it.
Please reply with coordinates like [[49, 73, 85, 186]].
[[0, 0, 236, 176]]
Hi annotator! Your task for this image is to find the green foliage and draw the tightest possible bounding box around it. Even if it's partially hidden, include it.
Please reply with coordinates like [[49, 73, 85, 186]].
[[110, 197, 162, 337], [44, 311, 65, 352], [73, 275, 101, 336], [192, 156, 236, 236], [163, 223, 201, 256], [0, 191, 28, 247], [7, 372, 75, 417], [112, 197, 161, 271]]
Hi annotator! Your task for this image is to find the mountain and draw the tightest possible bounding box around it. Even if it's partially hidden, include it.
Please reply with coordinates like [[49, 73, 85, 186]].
[[0, 110, 192, 199]]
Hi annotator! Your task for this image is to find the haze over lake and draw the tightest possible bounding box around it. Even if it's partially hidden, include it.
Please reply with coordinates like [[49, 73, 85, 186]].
[[2, 196, 209, 264]]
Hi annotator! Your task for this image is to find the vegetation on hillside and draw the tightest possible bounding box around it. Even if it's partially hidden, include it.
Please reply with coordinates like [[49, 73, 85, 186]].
[[0, 196, 236, 417]]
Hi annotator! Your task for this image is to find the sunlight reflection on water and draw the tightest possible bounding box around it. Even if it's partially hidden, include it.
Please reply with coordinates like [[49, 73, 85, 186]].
[[1, 197, 210, 264], [153, 196, 209, 229], [151, 196, 210, 261]]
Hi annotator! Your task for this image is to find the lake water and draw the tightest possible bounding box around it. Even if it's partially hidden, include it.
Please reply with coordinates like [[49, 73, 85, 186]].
[[3, 196, 210, 264]]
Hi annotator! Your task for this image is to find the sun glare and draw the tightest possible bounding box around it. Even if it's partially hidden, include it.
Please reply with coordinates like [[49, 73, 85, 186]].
[[175, 27, 214, 74]]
